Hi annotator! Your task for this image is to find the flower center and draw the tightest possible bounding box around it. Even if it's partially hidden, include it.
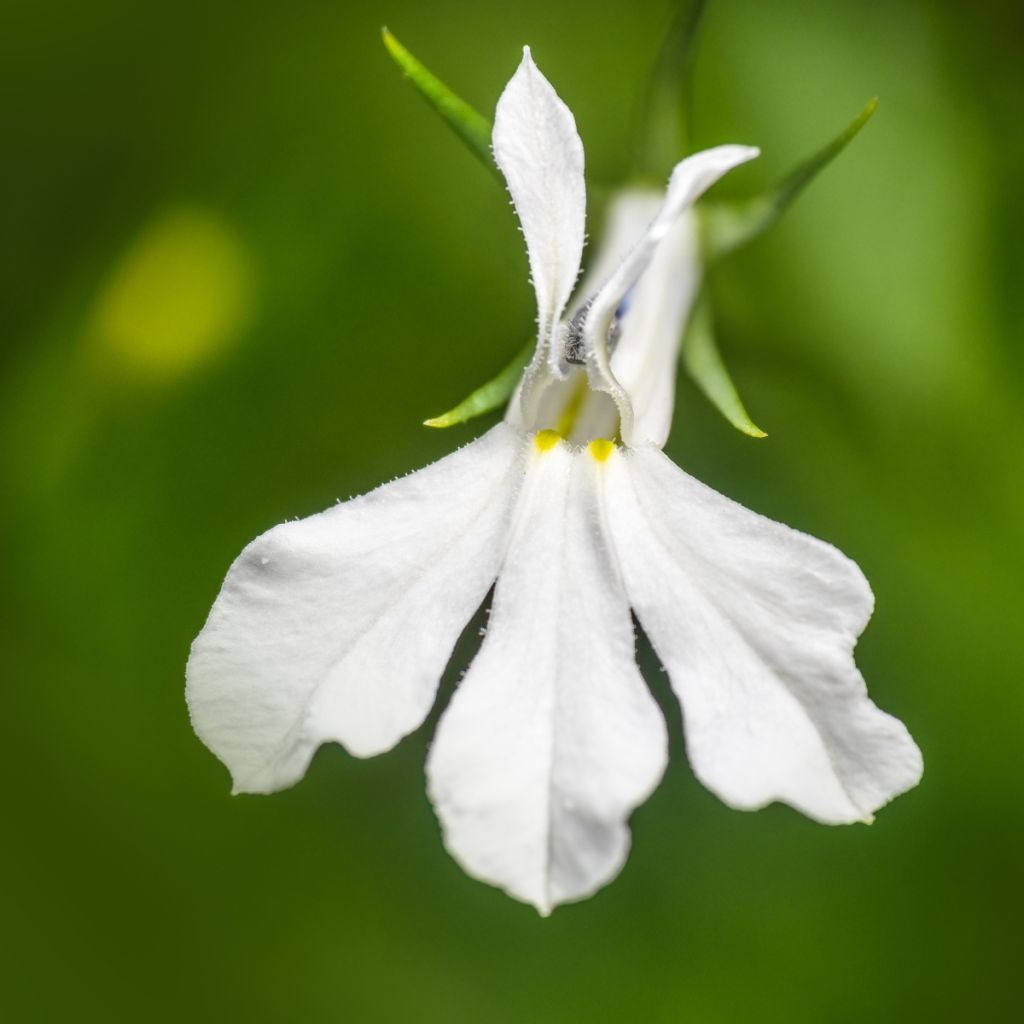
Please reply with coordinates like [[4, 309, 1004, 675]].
[[521, 298, 626, 445], [527, 366, 621, 446]]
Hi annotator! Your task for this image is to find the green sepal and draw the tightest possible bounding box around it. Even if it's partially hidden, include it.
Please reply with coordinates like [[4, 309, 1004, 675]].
[[424, 340, 533, 429], [682, 294, 766, 438], [700, 98, 878, 260], [382, 29, 499, 182]]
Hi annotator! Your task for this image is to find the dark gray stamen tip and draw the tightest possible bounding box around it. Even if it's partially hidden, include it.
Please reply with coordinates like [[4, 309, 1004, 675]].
[[563, 296, 625, 366], [564, 299, 593, 365]]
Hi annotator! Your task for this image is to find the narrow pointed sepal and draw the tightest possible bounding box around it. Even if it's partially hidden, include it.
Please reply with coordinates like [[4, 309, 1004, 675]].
[[700, 98, 879, 260], [682, 294, 766, 438], [424, 340, 533, 428], [382, 29, 499, 182]]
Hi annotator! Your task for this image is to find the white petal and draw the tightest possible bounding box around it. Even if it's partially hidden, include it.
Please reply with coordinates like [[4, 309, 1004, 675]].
[[569, 192, 701, 446], [427, 440, 667, 913], [605, 447, 922, 824], [574, 191, 664, 304], [493, 48, 586, 372], [581, 146, 758, 438], [609, 207, 701, 446], [186, 424, 525, 794]]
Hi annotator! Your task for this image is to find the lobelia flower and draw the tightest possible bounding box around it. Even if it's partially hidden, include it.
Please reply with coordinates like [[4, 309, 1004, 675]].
[[187, 48, 923, 914]]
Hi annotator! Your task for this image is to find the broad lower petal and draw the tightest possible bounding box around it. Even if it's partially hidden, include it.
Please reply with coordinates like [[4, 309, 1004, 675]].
[[186, 424, 525, 794], [493, 48, 586, 371], [427, 439, 668, 913], [605, 447, 922, 824]]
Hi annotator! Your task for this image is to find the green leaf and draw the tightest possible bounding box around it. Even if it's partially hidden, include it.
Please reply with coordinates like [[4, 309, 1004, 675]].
[[424, 341, 532, 429], [635, 0, 709, 178], [700, 98, 879, 259], [382, 29, 499, 181], [682, 295, 766, 438]]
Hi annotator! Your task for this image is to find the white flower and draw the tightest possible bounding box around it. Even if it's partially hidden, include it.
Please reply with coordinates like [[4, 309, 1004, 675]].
[[186, 49, 922, 914]]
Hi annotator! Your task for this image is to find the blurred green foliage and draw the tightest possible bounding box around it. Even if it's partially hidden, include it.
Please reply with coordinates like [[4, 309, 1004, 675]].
[[2, 1, 1022, 1021]]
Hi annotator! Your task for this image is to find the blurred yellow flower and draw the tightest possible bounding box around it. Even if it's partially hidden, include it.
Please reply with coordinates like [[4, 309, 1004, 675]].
[[88, 204, 254, 381]]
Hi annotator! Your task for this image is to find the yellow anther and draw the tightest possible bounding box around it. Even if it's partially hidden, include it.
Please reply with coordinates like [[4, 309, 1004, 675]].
[[588, 438, 615, 462], [534, 429, 562, 452]]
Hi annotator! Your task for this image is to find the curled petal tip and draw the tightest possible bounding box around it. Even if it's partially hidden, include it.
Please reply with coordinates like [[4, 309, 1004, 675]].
[[688, 144, 759, 174], [728, 144, 760, 164]]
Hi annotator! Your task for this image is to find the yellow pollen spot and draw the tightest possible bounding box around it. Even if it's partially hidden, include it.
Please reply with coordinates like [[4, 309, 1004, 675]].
[[588, 438, 616, 462], [534, 429, 562, 452]]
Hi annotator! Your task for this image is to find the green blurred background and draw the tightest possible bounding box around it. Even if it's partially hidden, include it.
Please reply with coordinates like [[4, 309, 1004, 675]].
[[2, 0, 1021, 1020]]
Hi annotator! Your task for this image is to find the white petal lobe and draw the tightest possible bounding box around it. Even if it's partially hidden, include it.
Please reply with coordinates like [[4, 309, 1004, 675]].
[[493, 48, 586, 368], [427, 442, 668, 913], [186, 424, 525, 794], [605, 448, 922, 824]]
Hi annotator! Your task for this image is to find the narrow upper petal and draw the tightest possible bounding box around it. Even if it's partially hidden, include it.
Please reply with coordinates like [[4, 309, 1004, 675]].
[[427, 439, 668, 914], [186, 424, 525, 794], [569, 192, 701, 446], [581, 146, 758, 440], [605, 447, 922, 824], [493, 48, 586, 374], [608, 207, 700, 447]]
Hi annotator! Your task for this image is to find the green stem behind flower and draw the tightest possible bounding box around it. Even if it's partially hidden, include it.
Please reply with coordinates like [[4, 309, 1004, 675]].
[[634, 0, 709, 179]]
